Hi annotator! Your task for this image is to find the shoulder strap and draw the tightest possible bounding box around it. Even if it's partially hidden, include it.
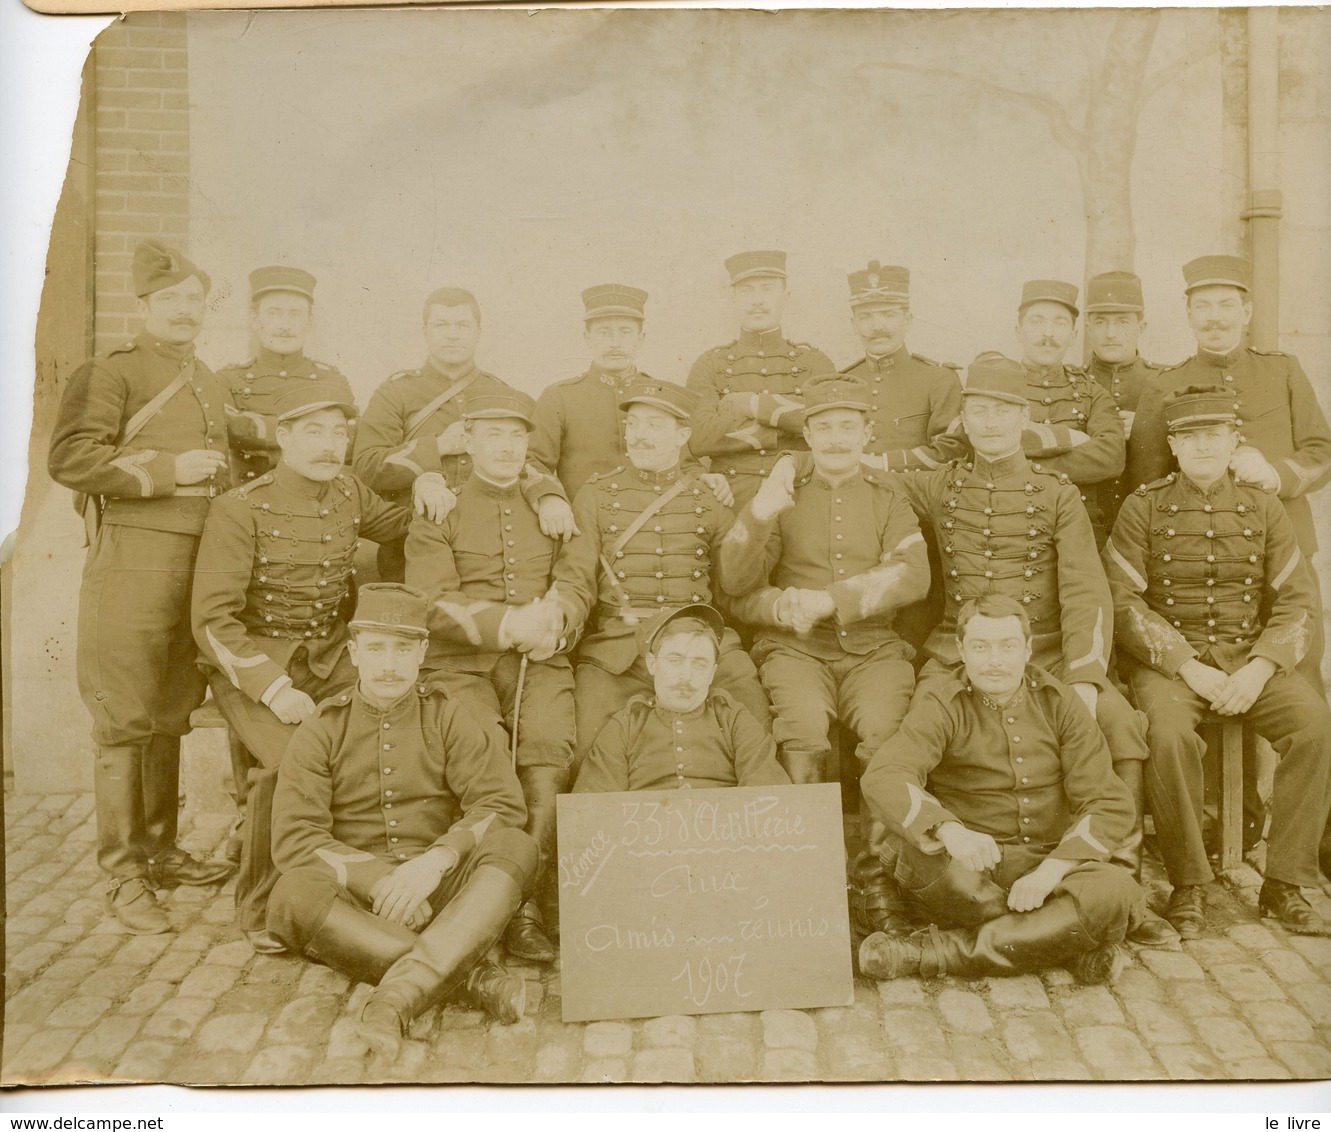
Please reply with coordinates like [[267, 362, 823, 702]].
[[608, 478, 690, 559], [122, 358, 196, 444], [404, 372, 478, 441]]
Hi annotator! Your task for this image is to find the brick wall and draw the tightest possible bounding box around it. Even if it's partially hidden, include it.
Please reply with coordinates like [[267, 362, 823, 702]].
[[91, 12, 190, 356]]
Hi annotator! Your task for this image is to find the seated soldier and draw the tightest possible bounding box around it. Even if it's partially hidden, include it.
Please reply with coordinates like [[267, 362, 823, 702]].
[[858, 595, 1143, 984], [267, 583, 538, 1058], [1105, 385, 1331, 937], [574, 604, 789, 793]]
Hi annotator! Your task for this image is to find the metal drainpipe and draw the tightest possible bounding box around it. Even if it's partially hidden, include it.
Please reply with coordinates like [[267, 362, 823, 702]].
[[1243, 6, 1282, 350]]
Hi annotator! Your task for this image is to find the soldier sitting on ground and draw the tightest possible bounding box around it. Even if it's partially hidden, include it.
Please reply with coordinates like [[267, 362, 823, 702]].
[[267, 583, 538, 1058], [574, 604, 788, 793]]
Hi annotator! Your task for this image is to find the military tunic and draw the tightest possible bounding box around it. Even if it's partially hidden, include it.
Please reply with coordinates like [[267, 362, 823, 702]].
[[1088, 353, 1164, 524], [718, 465, 928, 772], [551, 464, 772, 765], [404, 473, 575, 771], [685, 327, 834, 506], [574, 690, 789, 793], [841, 349, 963, 471], [1104, 472, 1331, 889], [220, 347, 357, 482]]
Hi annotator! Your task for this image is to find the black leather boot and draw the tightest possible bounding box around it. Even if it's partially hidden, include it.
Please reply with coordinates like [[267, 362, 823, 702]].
[[299, 896, 419, 986], [143, 734, 235, 889], [95, 744, 149, 881], [779, 749, 828, 786], [1259, 879, 1329, 936], [358, 865, 526, 1057], [504, 765, 565, 963], [234, 766, 280, 935]]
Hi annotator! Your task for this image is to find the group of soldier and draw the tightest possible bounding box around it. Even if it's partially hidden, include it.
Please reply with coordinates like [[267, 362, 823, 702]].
[[47, 237, 1331, 1057]]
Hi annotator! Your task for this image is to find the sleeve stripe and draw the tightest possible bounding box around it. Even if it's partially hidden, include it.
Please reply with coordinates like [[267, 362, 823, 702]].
[[1270, 547, 1303, 592], [1067, 607, 1108, 672], [1106, 539, 1148, 593]]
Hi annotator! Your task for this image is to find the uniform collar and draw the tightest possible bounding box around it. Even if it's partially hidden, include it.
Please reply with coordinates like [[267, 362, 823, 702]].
[[469, 471, 522, 498], [1089, 353, 1139, 380], [958, 665, 1045, 703], [137, 330, 195, 364], [737, 327, 787, 352], [650, 696, 710, 722], [423, 359, 480, 385], [633, 463, 681, 486], [274, 461, 334, 500], [1022, 360, 1067, 382], [354, 685, 423, 718], [1195, 345, 1245, 369], [592, 364, 638, 388], [255, 345, 309, 372], [966, 451, 1029, 480], [865, 344, 908, 368], [1176, 470, 1235, 501], [809, 467, 864, 490]]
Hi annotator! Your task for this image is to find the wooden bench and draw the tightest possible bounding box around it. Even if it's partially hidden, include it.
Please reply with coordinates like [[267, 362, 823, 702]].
[[181, 697, 236, 825]]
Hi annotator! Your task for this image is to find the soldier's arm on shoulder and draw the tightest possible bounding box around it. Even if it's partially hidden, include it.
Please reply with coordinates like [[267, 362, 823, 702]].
[[1125, 379, 1172, 489], [350, 379, 443, 491], [1277, 355, 1331, 499], [352, 475, 413, 544], [549, 482, 604, 631], [572, 710, 634, 793], [1047, 685, 1134, 863], [526, 386, 565, 478]]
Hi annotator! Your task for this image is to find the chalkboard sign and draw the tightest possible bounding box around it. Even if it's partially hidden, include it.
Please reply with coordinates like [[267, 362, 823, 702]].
[[556, 783, 854, 1023]]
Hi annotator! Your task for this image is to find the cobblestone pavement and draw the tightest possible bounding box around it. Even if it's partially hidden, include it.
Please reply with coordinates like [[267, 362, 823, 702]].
[[5, 787, 1331, 1087]]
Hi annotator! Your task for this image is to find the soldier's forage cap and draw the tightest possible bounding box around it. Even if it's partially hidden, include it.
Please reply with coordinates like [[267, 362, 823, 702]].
[[725, 250, 787, 285], [350, 583, 429, 639], [274, 382, 357, 423], [132, 240, 210, 298], [803, 372, 871, 417], [249, 265, 317, 302], [1085, 271, 1144, 313], [582, 283, 648, 323], [847, 260, 910, 308], [1183, 255, 1251, 295], [1164, 385, 1238, 432], [461, 390, 537, 431], [636, 603, 726, 659], [962, 352, 1028, 406], [618, 379, 697, 421], [1019, 279, 1079, 318]]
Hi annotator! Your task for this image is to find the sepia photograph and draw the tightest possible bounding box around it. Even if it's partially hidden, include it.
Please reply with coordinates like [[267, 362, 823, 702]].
[[2, 2, 1330, 1099]]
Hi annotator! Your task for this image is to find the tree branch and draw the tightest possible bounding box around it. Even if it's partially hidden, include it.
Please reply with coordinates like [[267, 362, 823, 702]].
[[1139, 42, 1217, 105]]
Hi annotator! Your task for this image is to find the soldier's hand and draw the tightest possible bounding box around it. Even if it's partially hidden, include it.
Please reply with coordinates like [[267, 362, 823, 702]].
[[269, 686, 317, 726], [1069, 682, 1099, 720], [795, 589, 835, 625], [773, 587, 802, 629], [174, 449, 228, 485], [1209, 657, 1277, 717], [750, 455, 797, 521], [435, 419, 468, 456], [538, 496, 580, 542], [1230, 447, 1280, 492], [719, 392, 759, 420], [1007, 857, 1074, 913], [413, 473, 457, 523], [937, 821, 1001, 873], [371, 847, 458, 926], [1178, 658, 1229, 704], [699, 472, 734, 508], [402, 899, 433, 933]]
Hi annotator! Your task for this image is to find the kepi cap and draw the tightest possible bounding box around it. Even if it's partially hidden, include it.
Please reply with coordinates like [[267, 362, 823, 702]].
[[619, 378, 697, 420], [636, 602, 726, 659], [1019, 279, 1079, 318], [847, 260, 910, 308], [803, 372, 871, 417], [1085, 271, 1144, 313], [1182, 255, 1250, 294], [1164, 384, 1238, 432], [274, 382, 357, 423], [350, 583, 429, 639], [250, 265, 317, 303], [460, 390, 537, 430], [133, 239, 210, 299], [962, 352, 1028, 406], [582, 283, 648, 323], [725, 250, 787, 285]]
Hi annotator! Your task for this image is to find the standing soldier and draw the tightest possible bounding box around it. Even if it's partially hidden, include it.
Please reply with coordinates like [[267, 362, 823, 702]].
[[193, 385, 411, 951], [551, 378, 773, 769], [1083, 271, 1165, 525], [685, 250, 835, 509], [220, 266, 357, 484], [1105, 387, 1331, 936], [352, 286, 571, 580], [49, 239, 236, 934], [718, 375, 930, 936], [405, 390, 574, 965]]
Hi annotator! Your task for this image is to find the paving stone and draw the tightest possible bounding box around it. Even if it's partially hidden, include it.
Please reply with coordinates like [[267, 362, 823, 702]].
[[202, 940, 255, 968], [1138, 949, 1206, 980], [898, 1056, 959, 1081], [309, 1058, 367, 1085], [79, 964, 142, 1002], [1185, 938, 1244, 965], [40, 956, 102, 989], [875, 978, 927, 1007], [119, 981, 176, 1016], [6, 1028, 82, 1080], [882, 1006, 947, 1058], [1155, 1043, 1223, 1079], [437, 1007, 487, 1031], [760, 1048, 820, 1081], [1196, 1016, 1266, 1062], [937, 988, 993, 1033], [1111, 966, 1164, 1002], [149, 951, 200, 982], [141, 997, 213, 1041], [951, 1034, 1011, 1080], [583, 1020, 633, 1058], [46, 922, 90, 945], [1169, 986, 1236, 1020], [218, 979, 301, 1016], [1059, 984, 1125, 1027], [642, 1014, 696, 1048], [1075, 1025, 1158, 1080], [176, 964, 242, 1000], [581, 1057, 627, 1083], [697, 1011, 758, 1038], [1122, 999, 1195, 1046], [165, 923, 217, 954], [46, 995, 114, 1030], [4, 915, 54, 943], [1257, 948, 1318, 986], [486, 1015, 538, 1070], [242, 1044, 316, 1085], [110, 1039, 182, 1083], [249, 953, 305, 987], [696, 1033, 759, 1082], [533, 1040, 582, 1082], [325, 1017, 370, 1061], [9, 941, 64, 979], [173, 1052, 248, 1085], [1026, 1058, 1092, 1080], [1228, 1058, 1292, 1080], [115, 933, 173, 967], [985, 975, 1049, 1009], [66, 931, 124, 961], [1207, 961, 1284, 1002], [761, 1008, 817, 1051], [1228, 923, 1281, 951], [7, 980, 81, 1026], [298, 963, 351, 996], [269, 993, 344, 1046], [1272, 1040, 1331, 1078], [1003, 1012, 1071, 1064], [1244, 1000, 1315, 1043], [1288, 934, 1331, 971], [195, 1011, 267, 1054], [70, 1014, 144, 1067], [431, 1028, 488, 1074], [631, 1047, 697, 1083], [821, 1031, 892, 1080], [1292, 982, 1331, 1026]]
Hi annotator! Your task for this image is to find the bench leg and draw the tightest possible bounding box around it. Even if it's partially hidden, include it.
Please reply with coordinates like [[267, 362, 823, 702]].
[[1218, 721, 1244, 874]]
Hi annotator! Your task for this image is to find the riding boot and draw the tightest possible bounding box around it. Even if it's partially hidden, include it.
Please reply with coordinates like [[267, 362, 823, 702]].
[[1113, 758, 1180, 947], [849, 796, 912, 938], [504, 764, 566, 963], [299, 896, 418, 986], [141, 733, 181, 859], [359, 865, 525, 1055], [223, 732, 254, 866], [234, 766, 280, 934], [94, 743, 149, 881], [779, 748, 828, 786]]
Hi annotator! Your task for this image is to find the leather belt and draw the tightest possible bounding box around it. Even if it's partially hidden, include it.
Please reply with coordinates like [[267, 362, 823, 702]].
[[174, 485, 218, 497]]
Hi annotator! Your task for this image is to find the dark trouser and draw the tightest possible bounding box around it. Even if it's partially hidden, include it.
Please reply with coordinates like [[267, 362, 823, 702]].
[[1130, 665, 1331, 889], [78, 525, 207, 881], [888, 833, 1141, 977], [267, 827, 538, 986], [573, 628, 771, 774], [376, 537, 407, 584], [209, 652, 357, 933]]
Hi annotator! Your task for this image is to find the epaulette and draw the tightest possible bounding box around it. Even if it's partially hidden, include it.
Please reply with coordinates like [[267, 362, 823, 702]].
[[314, 360, 333, 372], [234, 471, 276, 499], [838, 359, 865, 375], [317, 688, 355, 715], [1158, 359, 1190, 375], [1142, 473, 1177, 493], [107, 339, 139, 357], [788, 341, 819, 353], [389, 368, 421, 381], [586, 465, 626, 484], [910, 353, 952, 369], [217, 358, 253, 373], [1249, 347, 1288, 357], [1140, 358, 1165, 371], [549, 371, 589, 389]]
